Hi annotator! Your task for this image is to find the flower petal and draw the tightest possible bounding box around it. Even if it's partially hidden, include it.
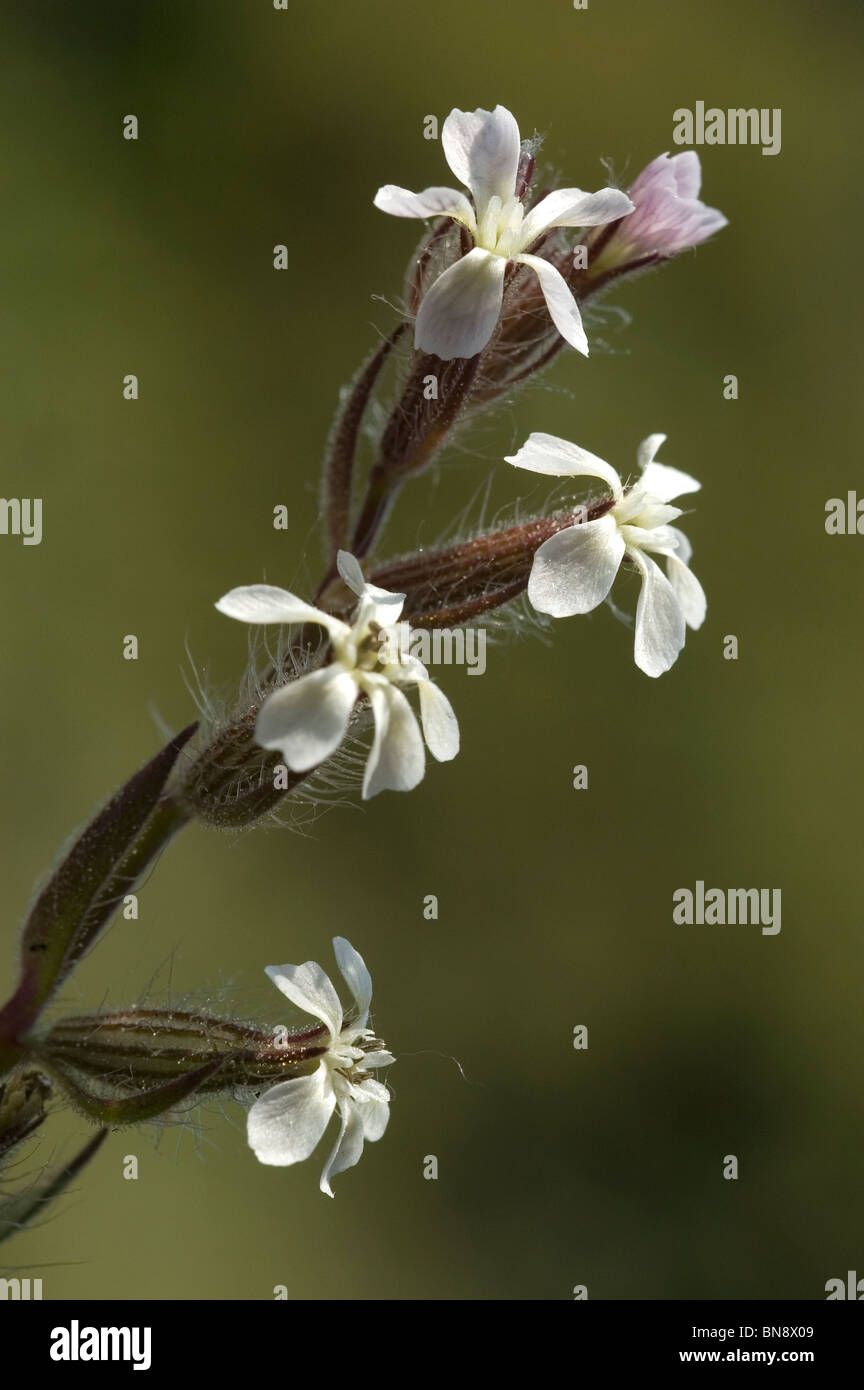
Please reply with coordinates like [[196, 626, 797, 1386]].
[[521, 186, 634, 244], [356, 1077, 390, 1105], [359, 1091, 391, 1142], [319, 1102, 366, 1198], [442, 105, 520, 208], [335, 549, 370, 597], [618, 504, 682, 536], [515, 253, 588, 355], [414, 249, 506, 359], [363, 1049, 395, 1069], [505, 432, 624, 498], [373, 184, 476, 233], [215, 585, 347, 639], [247, 1063, 335, 1167], [665, 150, 702, 200], [256, 666, 357, 773], [637, 437, 701, 501], [332, 937, 373, 1027], [336, 550, 405, 627], [528, 515, 625, 617], [667, 555, 707, 630], [636, 433, 667, 471], [640, 461, 701, 502], [629, 548, 686, 676], [667, 525, 693, 565], [265, 959, 344, 1037], [362, 681, 426, 799], [417, 679, 460, 762]]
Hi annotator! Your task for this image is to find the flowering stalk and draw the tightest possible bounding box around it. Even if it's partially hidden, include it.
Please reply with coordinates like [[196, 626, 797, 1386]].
[[0, 102, 727, 1230]]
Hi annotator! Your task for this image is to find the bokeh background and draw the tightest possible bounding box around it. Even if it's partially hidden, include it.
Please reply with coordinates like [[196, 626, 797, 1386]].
[[1, 0, 862, 1300]]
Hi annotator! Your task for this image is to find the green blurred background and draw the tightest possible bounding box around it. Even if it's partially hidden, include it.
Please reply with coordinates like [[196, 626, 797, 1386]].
[[2, 0, 862, 1300]]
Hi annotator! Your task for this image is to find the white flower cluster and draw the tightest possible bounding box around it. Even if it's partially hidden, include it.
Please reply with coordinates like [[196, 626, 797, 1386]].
[[218, 103, 724, 1194]]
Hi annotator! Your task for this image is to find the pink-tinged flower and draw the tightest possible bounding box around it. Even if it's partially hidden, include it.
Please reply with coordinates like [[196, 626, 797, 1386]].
[[374, 105, 633, 361], [589, 152, 727, 273]]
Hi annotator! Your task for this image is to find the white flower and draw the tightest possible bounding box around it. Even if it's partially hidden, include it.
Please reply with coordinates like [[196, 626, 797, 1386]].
[[374, 105, 633, 361], [247, 937, 394, 1197], [216, 550, 459, 798], [506, 432, 706, 677]]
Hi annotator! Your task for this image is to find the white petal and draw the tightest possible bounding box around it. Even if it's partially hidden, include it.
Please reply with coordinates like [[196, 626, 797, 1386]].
[[336, 550, 405, 626], [505, 431, 624, 498], [619, 506, 682, 536], [319, 1103, 366, 1198], [636, 433, 667, 470], [356, 1077, 390, 1105], [521, 186, 634, 245], [362, 682, 425, 799], [332, 937, 373, 1027], [363, 1049, 395, 1069], [528, 515, 625, 617], [247, 1063, 335, 1167], [383, 650, 428, 684], [336, 550, 369, 597], [373, 184, 476, 233], [215, 585, 346, 639], [265, 959, 344, 1037], [667, 555, 707, 630], [637, 438, 701, 501], [667, 525, 693, 565], [629, 549, 686, 677], [256, 666, 357, 772], [641, 463, 701, 503], [415, 249, 506, 359], [359, 1093, 391, 1142], [442, 105, 520, 207], [417, 679, 460, 762], [515, 253, 588, 355]]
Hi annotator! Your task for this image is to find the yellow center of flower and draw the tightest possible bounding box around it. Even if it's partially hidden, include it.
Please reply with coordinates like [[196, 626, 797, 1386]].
[[475, 195, 526, 258]]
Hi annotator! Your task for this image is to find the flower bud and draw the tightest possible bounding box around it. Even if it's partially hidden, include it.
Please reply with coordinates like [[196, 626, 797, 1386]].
[[0, 1068, 51, 1160], [581, 151, 727, 283]]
